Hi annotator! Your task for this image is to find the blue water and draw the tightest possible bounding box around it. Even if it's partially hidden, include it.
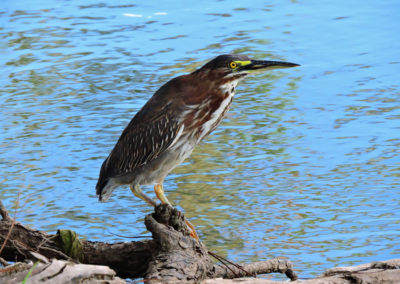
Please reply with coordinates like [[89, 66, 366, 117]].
[[1, 0, 399, 278]]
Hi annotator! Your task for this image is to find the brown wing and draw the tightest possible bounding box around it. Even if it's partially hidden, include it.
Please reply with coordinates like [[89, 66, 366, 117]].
[[96, 102, 182, 192]]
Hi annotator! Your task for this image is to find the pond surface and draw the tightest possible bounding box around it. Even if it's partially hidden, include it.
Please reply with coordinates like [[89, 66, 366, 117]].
[[1, 0, 399, 278]]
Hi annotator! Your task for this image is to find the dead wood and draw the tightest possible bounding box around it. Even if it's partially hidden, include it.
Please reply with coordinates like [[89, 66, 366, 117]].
[[143, 205, 215, 282], [0, 218, 154, 279], [0, 253, 125, 284], [202, 259, 400, 283], [143, 204, 297, 282], [0, 202, 295, 282], [2, 200, 399, 283], [212, 258, 297, 280], [0, 200, 153, 279]]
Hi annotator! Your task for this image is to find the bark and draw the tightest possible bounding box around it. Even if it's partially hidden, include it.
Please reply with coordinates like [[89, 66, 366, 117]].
[[2, 258, 399, 284], [1, 200, 399, 283], [0, 217, 153, 279], [202, 259, 400, 283], [0, 201, 295, 282], [0, 200, 153, 279], [143, 205, 297, 282], [143, 205, 215, 282], [0, 253, 124, 284], [212, 258, 296, 280]]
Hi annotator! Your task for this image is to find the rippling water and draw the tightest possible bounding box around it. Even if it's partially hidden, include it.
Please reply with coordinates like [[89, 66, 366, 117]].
[[1, 0, 399, 278]]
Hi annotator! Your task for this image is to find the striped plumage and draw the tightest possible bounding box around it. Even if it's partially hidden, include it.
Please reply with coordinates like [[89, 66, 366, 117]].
[[96, 54, 299, 207]]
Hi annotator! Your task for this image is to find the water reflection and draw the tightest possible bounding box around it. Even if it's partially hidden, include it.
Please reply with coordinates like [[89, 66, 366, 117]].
[[1, 0, 400, 278]]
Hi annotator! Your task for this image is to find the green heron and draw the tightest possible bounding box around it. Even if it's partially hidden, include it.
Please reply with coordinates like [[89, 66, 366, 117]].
[[96, 54, 299, 237]]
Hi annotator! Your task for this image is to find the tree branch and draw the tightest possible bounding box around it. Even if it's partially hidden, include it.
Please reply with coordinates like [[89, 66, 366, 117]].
[[213, 258, 297, 280]]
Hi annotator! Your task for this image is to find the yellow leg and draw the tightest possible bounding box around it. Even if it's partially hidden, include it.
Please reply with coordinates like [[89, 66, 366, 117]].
[[154, 183, 171, 205], [154, 183, 199, 239], [185, 219, 199, 239], [130, 184, 156, 207]]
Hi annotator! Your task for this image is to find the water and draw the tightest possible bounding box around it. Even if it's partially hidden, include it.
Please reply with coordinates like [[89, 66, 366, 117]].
[[1, 0, 399, 278]]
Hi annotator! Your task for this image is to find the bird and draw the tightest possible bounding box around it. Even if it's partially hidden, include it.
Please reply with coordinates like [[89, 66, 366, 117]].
[[96, 54, 299, 236]]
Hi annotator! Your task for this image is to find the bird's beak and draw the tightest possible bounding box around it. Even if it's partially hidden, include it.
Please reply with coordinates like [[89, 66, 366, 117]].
[[240, 60, 300, 72]]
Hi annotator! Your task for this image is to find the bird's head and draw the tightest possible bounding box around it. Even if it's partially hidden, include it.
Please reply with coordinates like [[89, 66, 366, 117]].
[[197, 54, 299, 84]]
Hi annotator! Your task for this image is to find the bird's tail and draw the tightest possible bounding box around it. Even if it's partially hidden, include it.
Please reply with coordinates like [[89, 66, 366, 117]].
[[96, 178, 117, 202]]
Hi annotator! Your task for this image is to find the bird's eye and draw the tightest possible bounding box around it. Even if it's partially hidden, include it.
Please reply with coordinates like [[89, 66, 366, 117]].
[[229, 61, 237, 69]]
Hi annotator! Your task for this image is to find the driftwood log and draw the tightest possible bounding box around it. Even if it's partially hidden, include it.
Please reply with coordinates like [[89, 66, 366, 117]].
[[1, 200, 400, 283], [0, 200, 295, 282], [0, 252, 125, 283], [0, 200, 153, 279], [202, 259, 400, 284]]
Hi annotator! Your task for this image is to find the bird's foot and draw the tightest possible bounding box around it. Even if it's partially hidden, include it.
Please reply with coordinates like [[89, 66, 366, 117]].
[[185, 218, 199, 240]]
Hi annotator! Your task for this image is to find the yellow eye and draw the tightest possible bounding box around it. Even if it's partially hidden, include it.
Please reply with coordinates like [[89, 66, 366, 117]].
[[229, 61, 237, 69]]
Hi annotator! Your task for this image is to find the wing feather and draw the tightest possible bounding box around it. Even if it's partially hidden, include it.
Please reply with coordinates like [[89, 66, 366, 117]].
[[96, 103, 182, 191]]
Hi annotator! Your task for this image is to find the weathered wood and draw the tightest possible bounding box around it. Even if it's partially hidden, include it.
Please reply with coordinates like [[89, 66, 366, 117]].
[[202, 259, 400, 283], [321, 259, 400, 284], [2, 200, 399, 283], [0, 256, 125, 284], [212, 258, 297, 280], [0, 202, 295, 281], [0, 199, 154, 279], [144, 205, 215, 282], [0, 217, 154, 279], [143, 205, 297, 282], [81, 239, 154, 279], [2, 257, 398, 284]]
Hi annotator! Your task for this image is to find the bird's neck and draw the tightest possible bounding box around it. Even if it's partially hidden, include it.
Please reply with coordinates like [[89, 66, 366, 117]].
[[181, 74, 240, 140]]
